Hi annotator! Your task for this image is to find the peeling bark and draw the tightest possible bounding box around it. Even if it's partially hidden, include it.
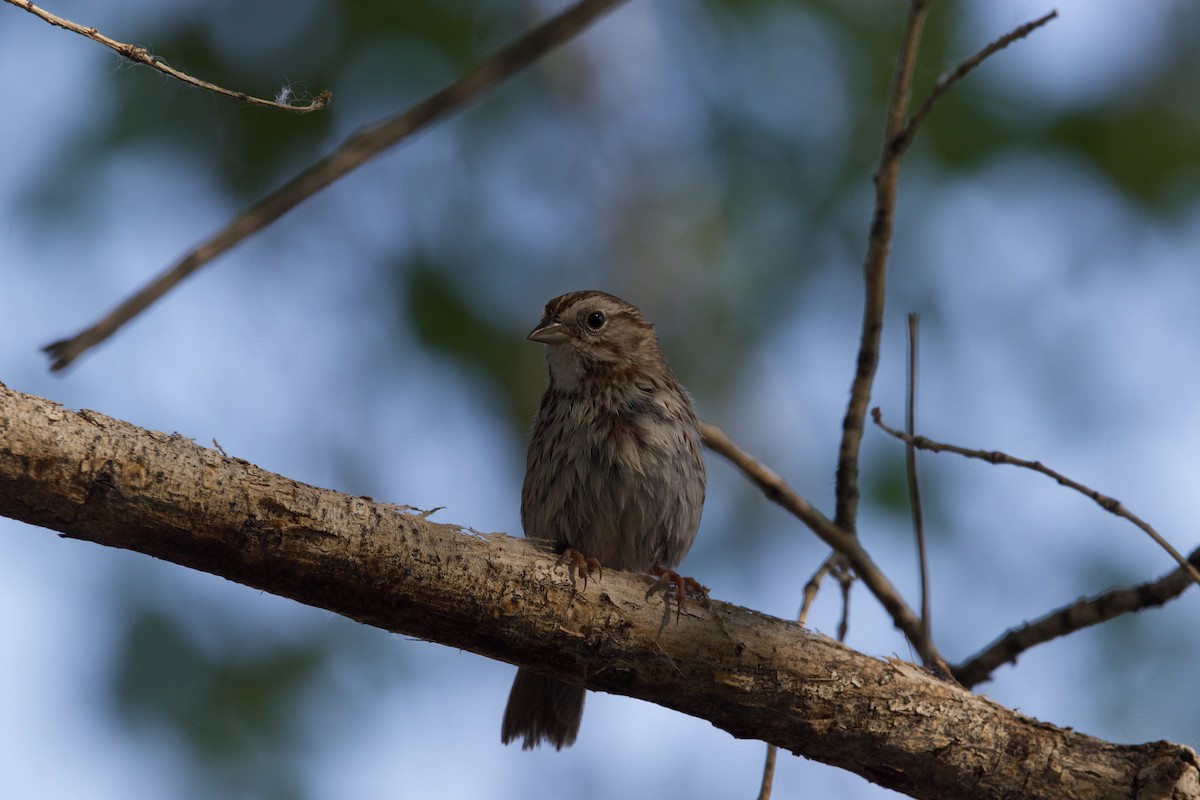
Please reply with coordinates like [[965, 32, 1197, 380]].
[[0, 382, 1196, 800]]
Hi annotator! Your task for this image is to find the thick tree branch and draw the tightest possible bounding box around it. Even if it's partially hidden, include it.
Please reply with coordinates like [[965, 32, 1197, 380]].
[[1, 382, 1197, 800]]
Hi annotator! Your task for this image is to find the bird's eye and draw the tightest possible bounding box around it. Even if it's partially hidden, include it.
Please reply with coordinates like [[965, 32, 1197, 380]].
[[586, 310, 606, 330]]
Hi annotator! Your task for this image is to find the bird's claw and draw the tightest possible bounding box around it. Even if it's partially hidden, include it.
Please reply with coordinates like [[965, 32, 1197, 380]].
[[646, 567, 709, 622], [556, 548, 603, 590]]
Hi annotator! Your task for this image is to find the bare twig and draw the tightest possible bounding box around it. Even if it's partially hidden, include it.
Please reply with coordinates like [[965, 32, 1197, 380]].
[[799, 553, 839, 628], [872, 409, 1200, 589], [43, 0, 629, 371], [954, 546, 1200, 688], [833, 0, 932, 533], [906, 313, 931, 642], [897, 10, 1058, 154], [759, 553, 839, 800], [834, 5, 1057, 534], [834, 560, 854, 642], [6, 0, 331, 114], [756, 743, 777, 800], [700, 422, 950, 675]]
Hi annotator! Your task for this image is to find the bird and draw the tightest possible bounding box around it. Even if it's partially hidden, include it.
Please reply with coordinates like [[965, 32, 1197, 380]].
[[501, 290, 706, 750]]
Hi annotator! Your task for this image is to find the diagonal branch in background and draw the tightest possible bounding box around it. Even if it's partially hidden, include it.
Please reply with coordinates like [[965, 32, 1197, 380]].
[[2, 381, 1196, 800], [6, 0, 331, 113], [43, 0, 629, 372], [700, 422, 949, 674], [833, 6, 1056, 533], [895, 10, 1058, 155], [954, 545, 1200, 688], [871, 408, 1200, 589]]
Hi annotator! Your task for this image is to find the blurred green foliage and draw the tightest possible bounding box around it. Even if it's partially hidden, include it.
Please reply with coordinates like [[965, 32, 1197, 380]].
[[18, 0, 1200, 795], [114, 610, 325, 799], [404, 262, 545, 427]]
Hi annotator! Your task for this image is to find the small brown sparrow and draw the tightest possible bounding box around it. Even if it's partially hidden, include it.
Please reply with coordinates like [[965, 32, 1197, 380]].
[[501, 290, 706, 750]]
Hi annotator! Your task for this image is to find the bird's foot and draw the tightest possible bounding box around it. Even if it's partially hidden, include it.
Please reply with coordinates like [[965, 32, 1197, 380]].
[[555, 548, 603, 590], [646, 567, 709, 621]]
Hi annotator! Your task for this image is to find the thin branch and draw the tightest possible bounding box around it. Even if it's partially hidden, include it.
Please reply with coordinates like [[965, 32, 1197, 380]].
[[833, 0, 932, 533], [760, 553, 840, 800], [6, 0, 331, 114], [756, 743, 778, 800], [835, 561, 854, 642], [834, 5, 1058, 535], [906, 313, 931, 642], [954, 546, 1200, 688], [896, 10, 1058, 154], [872, 409, 1200, 589], [800, 553, 839, 628], [700, 422, 951, 675], [42, 0, 629, 371]]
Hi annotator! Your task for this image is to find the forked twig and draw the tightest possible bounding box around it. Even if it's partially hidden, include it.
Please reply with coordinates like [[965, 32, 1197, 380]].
[[871, 409, 1200, 589], [954, 546, 1200, 687], [834, 7, 1056, 533], [6, 0, 330, 114], [700, 422, 949, 675], [897, 10, 1058, 154], [833, 0, 932, 534], [43, 0, 629, 371]]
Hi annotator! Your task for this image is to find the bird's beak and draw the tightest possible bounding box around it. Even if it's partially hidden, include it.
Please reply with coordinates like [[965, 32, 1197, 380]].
[[528, 320, 569, 344]]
